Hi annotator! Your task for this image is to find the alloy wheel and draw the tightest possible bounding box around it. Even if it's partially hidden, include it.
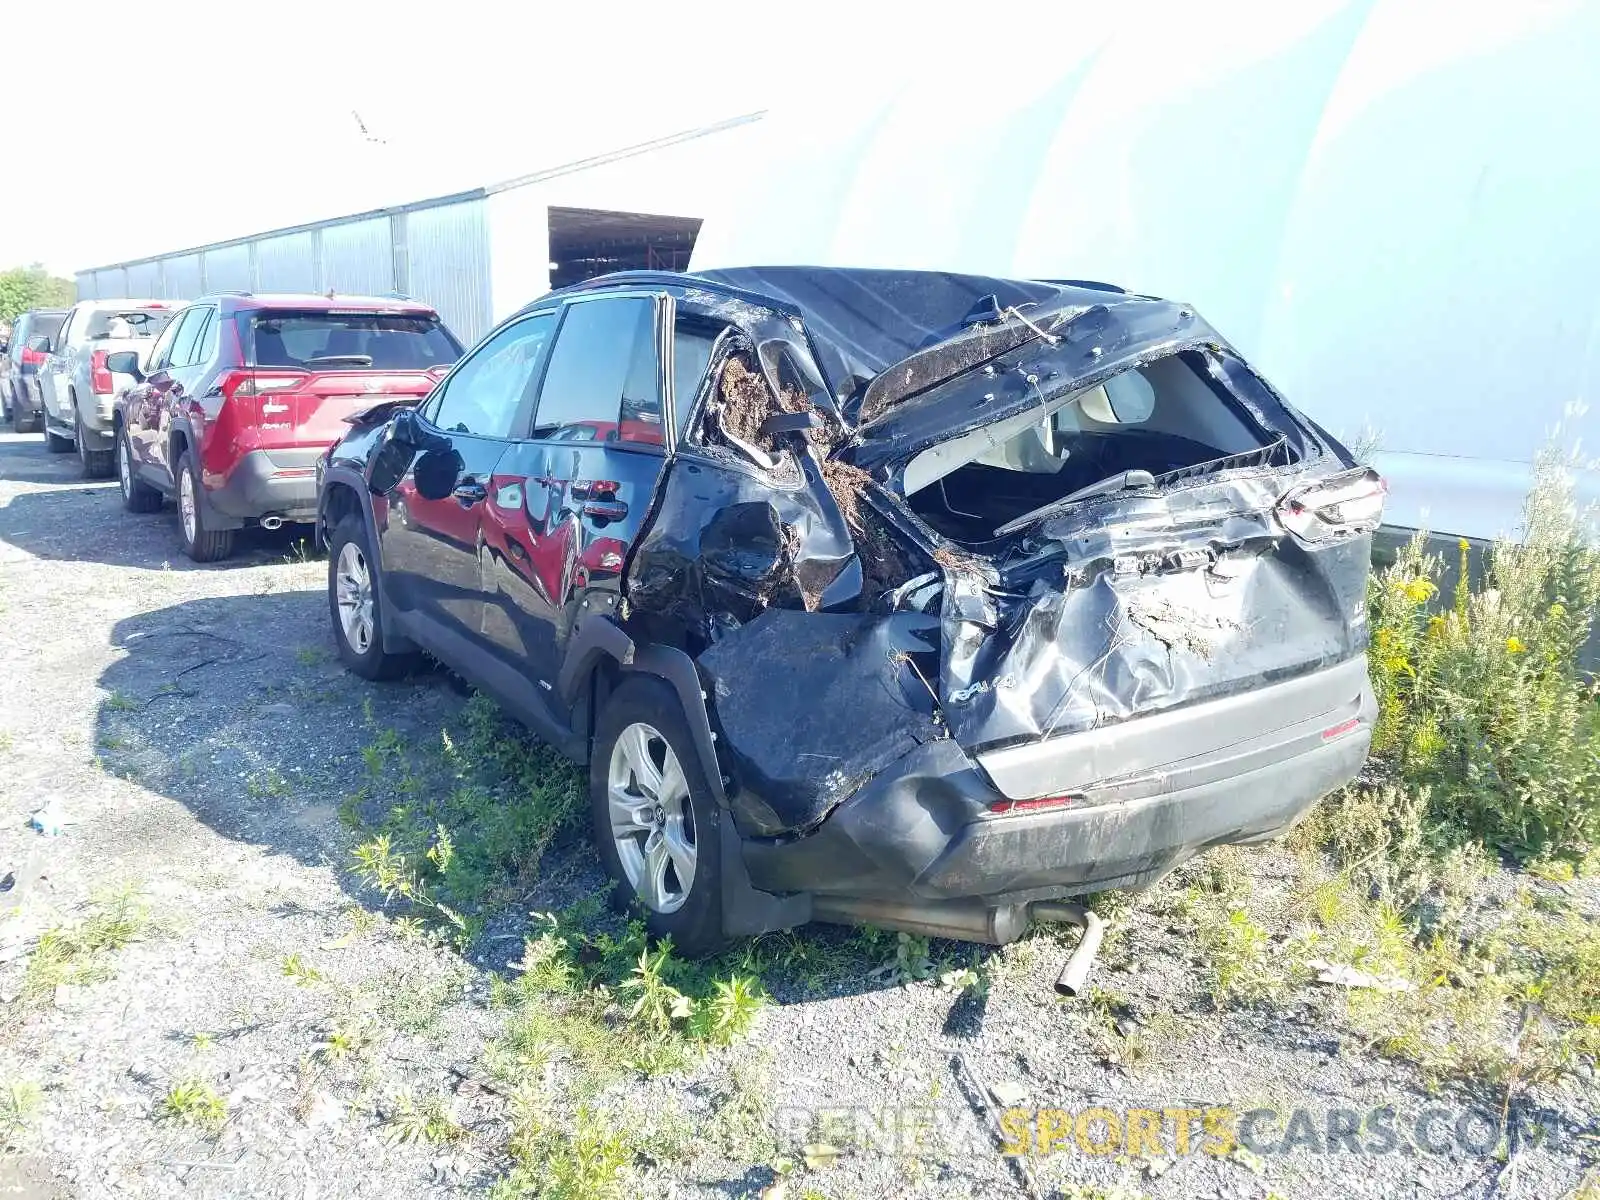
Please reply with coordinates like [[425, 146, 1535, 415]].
[[607, 722, 696, 914], [179, 469, 197, 543], [117, 436, 132, 500], [335, 541, 376, 655]]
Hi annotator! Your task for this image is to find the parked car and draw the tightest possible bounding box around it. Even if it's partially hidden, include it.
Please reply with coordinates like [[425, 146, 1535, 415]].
[[37, 300, 175, 475], [111, 293, 464, 561], [316, 268, 1383, 957], [1, 308, 68, 433]]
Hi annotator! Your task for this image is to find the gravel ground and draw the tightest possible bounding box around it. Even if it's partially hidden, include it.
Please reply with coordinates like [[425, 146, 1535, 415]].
[[0, 428, 1595, 1200]]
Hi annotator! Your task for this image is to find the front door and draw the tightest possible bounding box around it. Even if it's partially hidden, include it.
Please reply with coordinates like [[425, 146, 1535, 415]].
[[377, 310, 557, 647], [481, 292, 671, 725]]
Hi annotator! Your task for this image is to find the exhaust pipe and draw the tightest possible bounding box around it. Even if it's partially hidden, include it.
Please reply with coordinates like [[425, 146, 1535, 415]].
[[260, 514, 285, 531], [1030, 901, 1105, 997], [811, 896, 1031, 945], [809, 895, 1107, 996]]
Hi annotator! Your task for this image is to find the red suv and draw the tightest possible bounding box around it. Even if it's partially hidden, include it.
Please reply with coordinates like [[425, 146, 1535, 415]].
[[109, 293, 464, 561]]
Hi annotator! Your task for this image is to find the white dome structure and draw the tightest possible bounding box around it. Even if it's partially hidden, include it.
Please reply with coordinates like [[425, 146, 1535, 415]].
[[691, 0, 1600, 542]]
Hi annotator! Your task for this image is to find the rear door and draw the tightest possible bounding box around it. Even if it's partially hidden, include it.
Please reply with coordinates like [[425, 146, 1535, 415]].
[[481, 292, 671, 718], [122, 308, 191, 475], [152, 305, 217, 483], [377, 311, 556, 647], [241, 309, 460, 452]]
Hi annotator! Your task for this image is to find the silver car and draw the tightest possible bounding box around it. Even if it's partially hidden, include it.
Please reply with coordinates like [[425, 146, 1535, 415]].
[[36, 299, 178, 477]]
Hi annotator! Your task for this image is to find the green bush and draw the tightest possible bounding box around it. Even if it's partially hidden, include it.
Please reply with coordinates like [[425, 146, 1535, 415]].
[[1366, 450, 1600, 862]]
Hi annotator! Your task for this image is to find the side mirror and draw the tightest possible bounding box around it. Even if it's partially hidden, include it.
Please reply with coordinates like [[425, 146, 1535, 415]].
[[104, 350, 143, 381], [365, 407, 450, 495], [26, 335, 50, 354]]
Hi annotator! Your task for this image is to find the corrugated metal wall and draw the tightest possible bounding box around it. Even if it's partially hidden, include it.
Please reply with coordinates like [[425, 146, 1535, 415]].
[[162, 254, 202, 300], [203, 245, 251, 293], [255, 232, 317, 292], [320, 217, 394, 295], [405, 201, 491, 342], [125, 261, 161, 298]]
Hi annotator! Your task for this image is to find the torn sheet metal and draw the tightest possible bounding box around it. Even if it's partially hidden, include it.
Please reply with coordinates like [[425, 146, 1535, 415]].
[[695, 610, 944, 835], [933, 469, 1370, 752]]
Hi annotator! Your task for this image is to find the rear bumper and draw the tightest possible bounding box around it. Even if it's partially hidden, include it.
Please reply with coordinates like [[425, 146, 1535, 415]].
[[206, 448, 322, 523], [742, 657, 1374, 904]]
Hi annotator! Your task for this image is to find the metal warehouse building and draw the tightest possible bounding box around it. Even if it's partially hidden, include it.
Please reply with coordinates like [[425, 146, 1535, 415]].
[[74, 113, 764, 346]]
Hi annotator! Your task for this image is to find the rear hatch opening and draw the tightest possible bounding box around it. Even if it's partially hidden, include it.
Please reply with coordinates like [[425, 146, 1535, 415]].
[[899, 349, 1296, 556]]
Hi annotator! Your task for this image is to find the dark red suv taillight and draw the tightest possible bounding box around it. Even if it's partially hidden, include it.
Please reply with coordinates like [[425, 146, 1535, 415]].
[[90, 351, 115, 394], [20, 348, 45, 367]]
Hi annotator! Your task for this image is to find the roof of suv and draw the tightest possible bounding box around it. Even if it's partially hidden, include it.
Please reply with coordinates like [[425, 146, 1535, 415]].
[[204, 293, 439, 315]]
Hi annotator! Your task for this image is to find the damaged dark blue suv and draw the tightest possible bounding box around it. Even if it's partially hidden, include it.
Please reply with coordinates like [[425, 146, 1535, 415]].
[[316, 268, 1382, 959]]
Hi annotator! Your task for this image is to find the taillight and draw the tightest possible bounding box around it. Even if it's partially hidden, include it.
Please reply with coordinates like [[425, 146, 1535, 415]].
[[989, 794, 1081, 815], [217, 369, 309, 405], [20, 348, 45, 366], [91, 350, 115, 394], [1278, 468, 1386, 543]]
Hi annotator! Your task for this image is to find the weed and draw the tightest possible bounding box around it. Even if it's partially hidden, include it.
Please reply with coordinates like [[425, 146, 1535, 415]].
[[105, 690, 139, 712], [1366, 451, 1600, 863], [22, 887, 147, 1000], [494, 1105, 635, 1199], [281, 953, 326, 987], [161, 1079, 227, 1132], [0, 1080, 41, 1149], [383, 1090, 464, 1145], [246, 768, 290, 800], [0, 730, 13, 754], [190, 1032, 216, 1051], [295, 645, 329, 667]]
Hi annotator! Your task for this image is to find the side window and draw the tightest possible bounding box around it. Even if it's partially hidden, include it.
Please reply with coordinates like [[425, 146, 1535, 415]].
[[56, 309, 81, 350], [168, 308, 209, 369], [532, 296, 661, 445], [193, 309, 219, 364], [144, 314, 185, 373], [427, 312, 556, 438], [671, 318, 720, 438]]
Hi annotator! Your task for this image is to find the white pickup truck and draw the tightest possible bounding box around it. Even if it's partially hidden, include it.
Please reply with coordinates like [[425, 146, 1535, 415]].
[[35, 299, 178, 477]]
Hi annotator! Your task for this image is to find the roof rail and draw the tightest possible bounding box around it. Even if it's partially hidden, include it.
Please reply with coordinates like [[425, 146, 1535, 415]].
[[209, 289, 252, 297]]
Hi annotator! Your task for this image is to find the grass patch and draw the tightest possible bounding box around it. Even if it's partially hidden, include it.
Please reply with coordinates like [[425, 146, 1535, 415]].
[[383, 1090, 465, 1146], [22, 887, 147, 1001], [347, 693, 585, 943]]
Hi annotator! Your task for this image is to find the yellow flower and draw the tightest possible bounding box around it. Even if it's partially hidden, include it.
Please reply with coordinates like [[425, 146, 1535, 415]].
[[1404, 578, 1436, 604], [1427, 615, 1446, 639], [1506, 636, 1528, 654], [1549, 602, 1567, 619], [1458, 538, 1471, 552]]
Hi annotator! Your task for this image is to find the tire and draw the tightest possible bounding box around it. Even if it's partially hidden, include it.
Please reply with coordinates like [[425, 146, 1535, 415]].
[[116, 428, 163, 513], [175, 449, 234, 562], [12, 396, 39, 434], [326, 512, 416, 681], [590, 676, 726, 957], [76, 413, 113, 479]]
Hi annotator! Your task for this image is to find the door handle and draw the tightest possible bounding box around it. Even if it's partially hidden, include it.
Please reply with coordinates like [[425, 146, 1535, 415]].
[[582, 499, 628, 522], [453, 481, 488, 505]]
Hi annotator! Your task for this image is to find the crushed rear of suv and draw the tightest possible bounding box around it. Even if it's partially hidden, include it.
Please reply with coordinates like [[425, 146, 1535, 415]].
[[315, 268, 1380, 971], [112, 293, 463, 561]]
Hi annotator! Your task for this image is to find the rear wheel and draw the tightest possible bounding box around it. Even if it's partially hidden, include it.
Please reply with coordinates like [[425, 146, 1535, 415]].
[[591, 677, 726, 957], [11, 392, 38, 434], [327, 513, 416, 680], [77, 413, 113, 479], [176, 449, 234, 562], [117, 428, 163, 513]]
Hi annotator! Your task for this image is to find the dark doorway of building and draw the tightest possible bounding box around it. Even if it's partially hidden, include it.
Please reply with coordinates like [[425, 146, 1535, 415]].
[[547, 207, 702, 289]]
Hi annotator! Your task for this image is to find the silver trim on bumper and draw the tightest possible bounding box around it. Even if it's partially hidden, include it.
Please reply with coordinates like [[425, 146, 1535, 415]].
[[976, 656, 1371, 800]]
